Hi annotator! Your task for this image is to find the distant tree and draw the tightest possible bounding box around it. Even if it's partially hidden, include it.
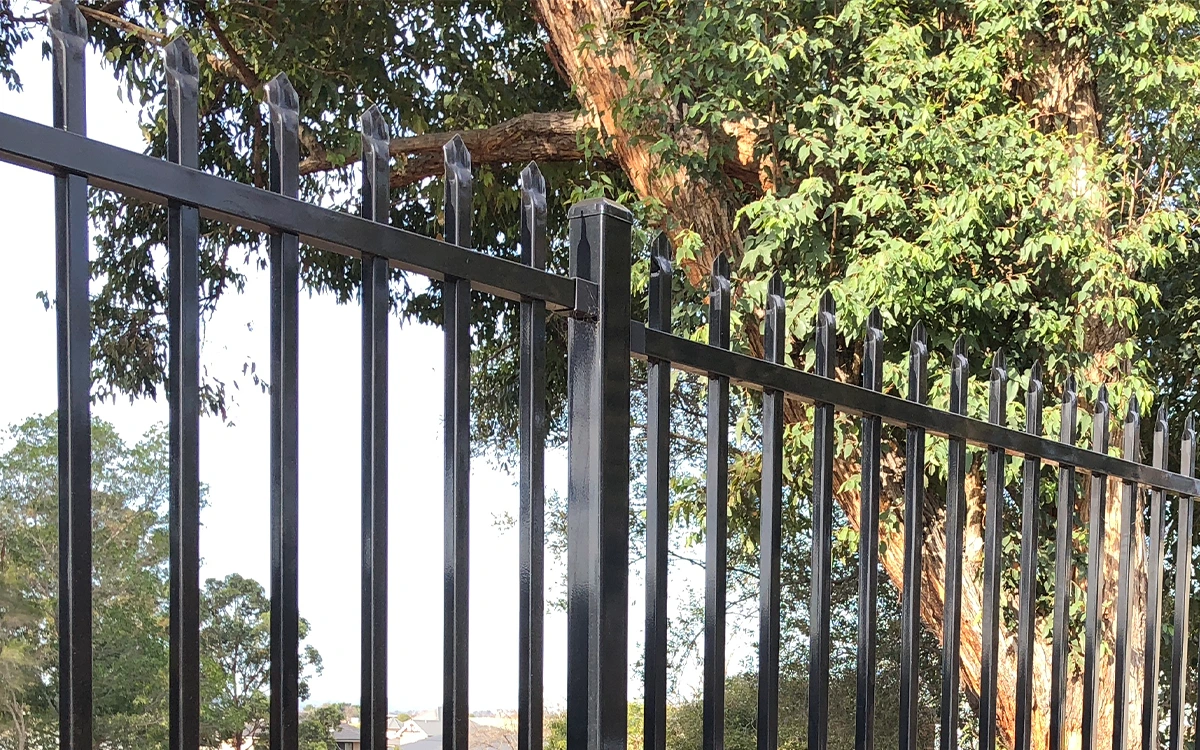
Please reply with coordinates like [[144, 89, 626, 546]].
[[200, 573, 322, 750], [297, 704, 343, 750], [0, 415, 170, 750], [0, 415, 323, 750]]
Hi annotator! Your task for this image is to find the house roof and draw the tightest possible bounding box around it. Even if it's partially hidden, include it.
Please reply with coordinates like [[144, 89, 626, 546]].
[[333, 724, 361, 742]]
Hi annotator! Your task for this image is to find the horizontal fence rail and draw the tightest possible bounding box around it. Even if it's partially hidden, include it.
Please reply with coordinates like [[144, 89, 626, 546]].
[[6, 6, 1200, 750], [0, 111, 588, 312], [631, 322, 1200, 496]]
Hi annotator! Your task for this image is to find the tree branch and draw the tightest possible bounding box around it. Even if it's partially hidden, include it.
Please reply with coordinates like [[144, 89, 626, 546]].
[[298, 110, 594, 188]]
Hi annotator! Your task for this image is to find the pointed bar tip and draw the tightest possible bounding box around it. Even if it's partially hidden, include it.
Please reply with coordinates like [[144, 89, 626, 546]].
[[650, 233, 673, 276], [443, 133, 472, 170], [910, 320, 926, 344], [951, 334, 968, 371], [265, 72, 299, 113], [867, 306, 882, 331], [520, 161, 546, 199], [164, 36, 199, 80], [991, 350, 1006, 380], [48, 0, 87, 38], [816, 291, 836, 331], [767, 273, 785, 313], [360, 105, 390, 144], [1126, 393, 1140, 423], [819, 289, 836, 316], [1028, 361, 1043, 390], [712, 252, 730, 280], [1185, 413, 1196, 440], [1156, 404, 1168, 432]]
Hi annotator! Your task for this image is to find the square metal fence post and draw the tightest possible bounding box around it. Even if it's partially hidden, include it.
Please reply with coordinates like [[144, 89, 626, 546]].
[[565, 198, 632, 750]]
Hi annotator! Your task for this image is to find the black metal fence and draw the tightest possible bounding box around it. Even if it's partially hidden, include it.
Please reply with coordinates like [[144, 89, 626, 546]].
[[5, 3, 1200, 750]]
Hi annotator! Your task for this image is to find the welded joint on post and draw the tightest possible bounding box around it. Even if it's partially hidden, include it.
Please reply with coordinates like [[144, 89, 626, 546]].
[[572, 278, 599, 320]]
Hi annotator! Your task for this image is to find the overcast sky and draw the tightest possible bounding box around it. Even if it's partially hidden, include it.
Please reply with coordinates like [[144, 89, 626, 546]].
[[0, 40, 579, 712]]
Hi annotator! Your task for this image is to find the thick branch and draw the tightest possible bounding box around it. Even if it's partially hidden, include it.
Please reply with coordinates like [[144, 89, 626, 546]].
[[297, 111, 592, 188]]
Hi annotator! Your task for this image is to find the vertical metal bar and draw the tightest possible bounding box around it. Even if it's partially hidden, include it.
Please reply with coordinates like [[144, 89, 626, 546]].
[[1112, 397, 1141, 750], [1168, 415, 1196, 750], [443, 134, 472, 750], [360, 105, 391, 750], [855, 308, 884, 750], [165, 36, 200, 750], [704, 255, 731, 750], [757, 274, 786, 750], [262, 70, 302, 750], [518, 162, 548, 750], [565, 198, 632, 750], [266, 73, 301, 750], [1143, 407, 1168, 750], [1081, 387, 1111, 750], [979, 352, 1008, 750], [1015, 364, 1044, 750], [50, 4, 91, 750], [939, 336, 969, 750], [645, 232, 672, 750], [809, 292, 837, 750], [899, 323, 928, 750], [1050, 376, 1078, 750]]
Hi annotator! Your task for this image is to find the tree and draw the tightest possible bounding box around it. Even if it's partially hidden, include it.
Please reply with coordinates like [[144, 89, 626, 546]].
[[6, 2, 1200, 748], [296, 704, 343, 750], [200, 573, 322, 750], [0, 414, 171, 750], [0, 415, 323, 750]]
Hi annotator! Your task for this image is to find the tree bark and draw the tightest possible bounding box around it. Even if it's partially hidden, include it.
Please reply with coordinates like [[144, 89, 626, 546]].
[[533, 5, 1150, 750]]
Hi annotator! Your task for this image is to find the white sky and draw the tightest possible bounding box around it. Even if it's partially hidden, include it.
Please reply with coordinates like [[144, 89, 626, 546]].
[[0, 21, 751, 715], [0, 41, 579, 713]]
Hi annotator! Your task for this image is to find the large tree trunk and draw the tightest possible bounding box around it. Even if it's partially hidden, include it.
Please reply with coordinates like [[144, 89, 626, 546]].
[[531, 4, 1149, 749]]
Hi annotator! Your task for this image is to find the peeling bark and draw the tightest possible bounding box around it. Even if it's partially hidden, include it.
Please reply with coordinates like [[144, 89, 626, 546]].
[[533, 5, 1148, 750]]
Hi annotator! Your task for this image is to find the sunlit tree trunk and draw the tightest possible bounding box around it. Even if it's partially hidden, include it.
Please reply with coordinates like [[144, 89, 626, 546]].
[[532, 4, 1149, 749]]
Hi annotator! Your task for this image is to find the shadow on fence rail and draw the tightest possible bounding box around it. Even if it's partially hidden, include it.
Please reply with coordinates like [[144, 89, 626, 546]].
[[1, 3, 1198, 750]]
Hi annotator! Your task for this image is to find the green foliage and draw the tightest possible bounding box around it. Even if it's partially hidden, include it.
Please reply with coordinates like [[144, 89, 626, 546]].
[[200, 573, 322, 750], [0, 414, 171, 750], [0, 415, 322, 750], [297, 704, 344, 750], [624, 0, 1200, 408]]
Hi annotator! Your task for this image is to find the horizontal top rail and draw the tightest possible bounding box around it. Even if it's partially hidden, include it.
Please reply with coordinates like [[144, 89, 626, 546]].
[[4, 106, 1192, 495], [632, 322, 1200, 497], [0, 112, 588, 312]]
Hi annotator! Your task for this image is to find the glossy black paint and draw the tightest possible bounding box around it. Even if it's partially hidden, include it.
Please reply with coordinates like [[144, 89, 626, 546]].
[[645, 233, 673, 750], [1168, 416, 1196, 750], [565, 199, 632, 750], [165, 35, 201, 750], [443, 135, 472, 750], [855, 309, 884, 750], [1142, 408, 1168, 750], [360, 105, 391, 750], [758, 275, 786, 750], [0, 113, 581, 311], [267, 72, 301, 750], [808, 293, 837, 750], [979, 353, 1007, 750], [1014, 364, 1044, 750], [704, 255, 731, 750], [1049, 377, 1078, 750], [898, 323, 928, 750], [939, 336, 968, 750], [518, 162, 548, 750], [629, 325, 1198, 496], [50, 5, 92, 750], [1112, 397, 1142, 750], [1081, 388, 1111, 750]]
